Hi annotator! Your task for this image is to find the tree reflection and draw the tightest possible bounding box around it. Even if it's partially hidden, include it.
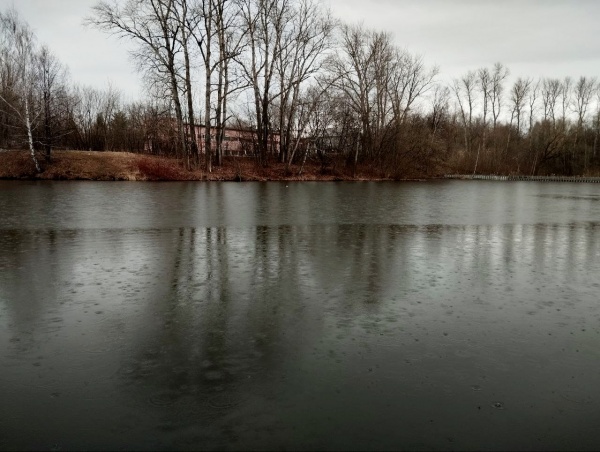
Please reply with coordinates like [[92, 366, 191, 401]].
[[2, 220, 599, 448]]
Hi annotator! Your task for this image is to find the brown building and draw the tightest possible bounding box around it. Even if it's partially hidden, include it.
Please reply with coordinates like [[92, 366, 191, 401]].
[[145, 121, 280, 156]]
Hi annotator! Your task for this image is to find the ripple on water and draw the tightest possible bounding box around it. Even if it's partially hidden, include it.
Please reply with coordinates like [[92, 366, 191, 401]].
[[208, 392, 244, 409], [560, 388, 594, 406], [148, 391, 181, 407]]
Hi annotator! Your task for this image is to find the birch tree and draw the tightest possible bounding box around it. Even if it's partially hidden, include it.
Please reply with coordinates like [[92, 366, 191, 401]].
[[0, 8, 42, 171]]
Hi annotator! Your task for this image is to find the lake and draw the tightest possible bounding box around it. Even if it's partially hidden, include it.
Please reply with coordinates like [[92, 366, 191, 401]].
[[1, 180, 600, 450]]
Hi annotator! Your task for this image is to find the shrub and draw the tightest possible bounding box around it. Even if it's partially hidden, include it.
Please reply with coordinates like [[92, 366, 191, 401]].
[[137, 156, 187, 180]]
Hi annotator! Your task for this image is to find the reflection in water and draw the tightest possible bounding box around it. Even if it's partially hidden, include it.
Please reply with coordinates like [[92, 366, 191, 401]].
[[1, 181, 600, 450]]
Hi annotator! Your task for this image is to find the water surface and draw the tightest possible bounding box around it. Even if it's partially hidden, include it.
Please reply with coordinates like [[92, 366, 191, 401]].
[[1, 181, 600, 450]]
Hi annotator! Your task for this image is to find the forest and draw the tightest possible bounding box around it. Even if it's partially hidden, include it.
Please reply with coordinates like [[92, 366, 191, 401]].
[[1, 0, 600, 178]]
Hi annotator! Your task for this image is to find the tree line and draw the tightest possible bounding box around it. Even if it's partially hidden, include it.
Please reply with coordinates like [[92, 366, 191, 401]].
[[0, 8, 177, 162], [2, 1, 600, 177]]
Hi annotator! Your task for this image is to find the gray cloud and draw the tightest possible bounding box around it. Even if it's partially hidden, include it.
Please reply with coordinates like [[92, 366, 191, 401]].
[[1, 0, 141, 99], [1, 0, 598, 98], [326, 0, 600, 80]]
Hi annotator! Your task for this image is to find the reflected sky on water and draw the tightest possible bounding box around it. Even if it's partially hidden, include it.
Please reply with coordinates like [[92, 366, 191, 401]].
[[1, 181, 600, 450]]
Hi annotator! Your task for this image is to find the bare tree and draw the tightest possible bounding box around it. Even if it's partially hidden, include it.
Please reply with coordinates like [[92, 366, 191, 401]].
[[0, 8, 42, 171], [328, 23, 378, 168], [275, 0, 334, 165], [88, 0, 189, 163], [283, 82, 328, 172], [573, 76, 597, 170], [235, 0, 291, 166], [36, 46, 70, 160], [525, 79, 540, 174], [573, 76, 596, 131], [100, 82, 121, 151], [505, 77, 531, 156], [213, 0, 236, 166], [190, 0, 246, 168], [490, 62, 508, 130], [477, 66, 491, 149], [542, 78, 561, 126], [370, 31, 394, 143], [174, 0, 199, 166], [327, 25, 436, 172], [473, 66, 494, 169], [429, 84, 450, 140], [188, 0, 217, 171], [559, 76, 573, 127], [451, 71, 477, 169], [527, 79, 540, 135], [593, 88, 600, 162], [72, 85, 102, 150], [388, 50, 438, 128], [510, 78, 531, 135]]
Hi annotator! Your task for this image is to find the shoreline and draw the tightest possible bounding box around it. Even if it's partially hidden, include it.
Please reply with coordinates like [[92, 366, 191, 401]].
[[0, 150, 435, 182], [4, 150, 600, 183]]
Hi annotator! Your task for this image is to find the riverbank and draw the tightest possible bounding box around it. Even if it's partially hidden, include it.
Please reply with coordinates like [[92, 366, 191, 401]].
[[0, 150, 407, 182]]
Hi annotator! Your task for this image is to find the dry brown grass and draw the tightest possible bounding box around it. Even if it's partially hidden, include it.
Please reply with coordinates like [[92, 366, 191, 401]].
[[0, 150, 187, 181], [0, 151, 39, 178], [0, 150, 420, 182], [136, 155, 198, 181], [40, 151, 142, 181]]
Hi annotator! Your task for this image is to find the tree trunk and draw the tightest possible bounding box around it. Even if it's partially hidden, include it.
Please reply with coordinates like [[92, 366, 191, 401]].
[[353, 137, 359, 178], [215, 40, 225, 166], [43, 89, 52, 161], [222, 58, 230, 159], [25, 98, 41, 172], [170, 73, 187, 163], [204, 0, 213, 173], [181, 3, 197, 170]]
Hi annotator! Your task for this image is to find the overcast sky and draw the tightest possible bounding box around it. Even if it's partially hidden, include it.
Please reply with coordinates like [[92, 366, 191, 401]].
[[2, 0, 599, 101]]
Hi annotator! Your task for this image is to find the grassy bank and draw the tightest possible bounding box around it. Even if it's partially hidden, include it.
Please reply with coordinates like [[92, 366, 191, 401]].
[[0, 150, 412, 182]]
